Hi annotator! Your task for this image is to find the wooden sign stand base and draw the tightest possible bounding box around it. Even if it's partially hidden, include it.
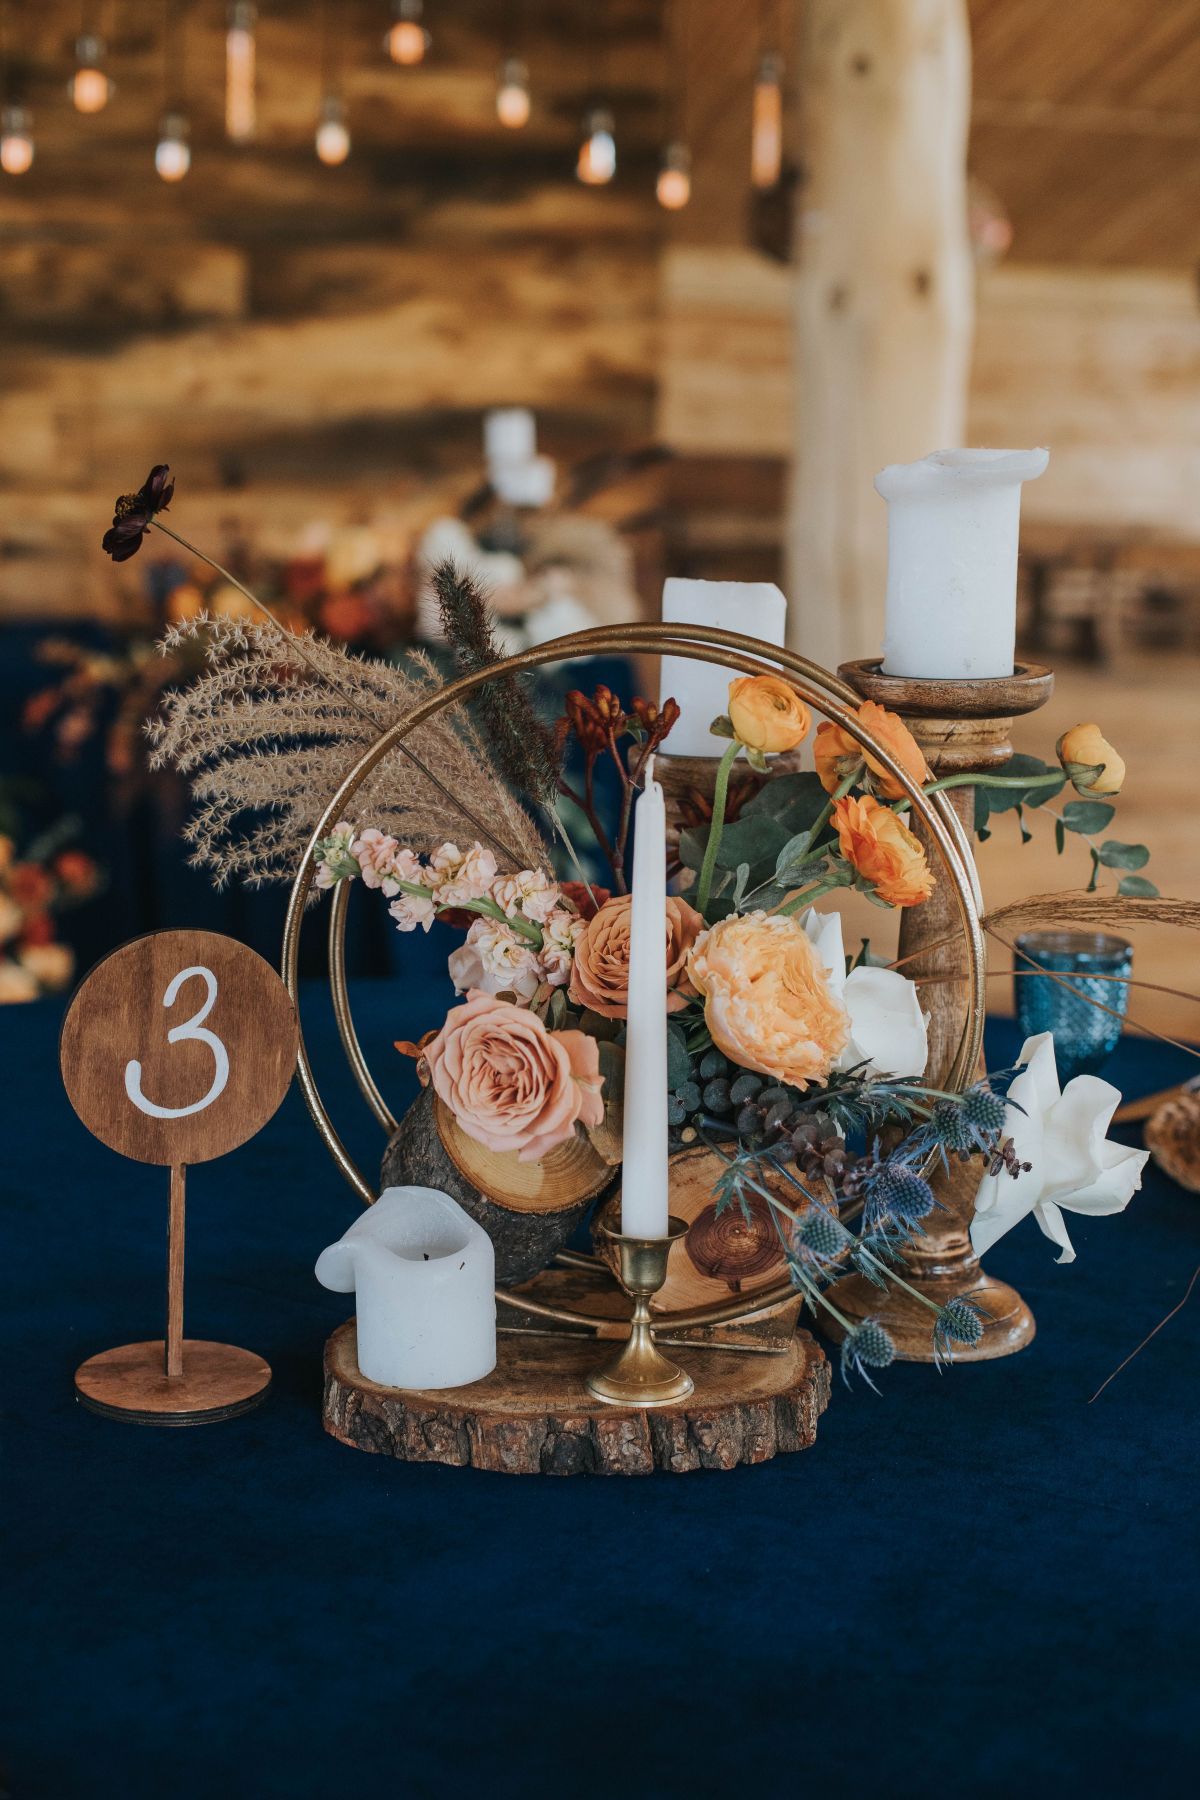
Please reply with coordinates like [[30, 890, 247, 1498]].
[[74, 1164, 271, 1427]]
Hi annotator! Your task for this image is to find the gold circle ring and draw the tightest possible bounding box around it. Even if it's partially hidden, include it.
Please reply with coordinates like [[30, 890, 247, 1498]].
[[282, 625, 985, 1329]]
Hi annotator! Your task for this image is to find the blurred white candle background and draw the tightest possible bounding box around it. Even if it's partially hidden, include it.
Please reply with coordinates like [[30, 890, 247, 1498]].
[[877, 447, 1049, 679], [659, 577, 788, 757]]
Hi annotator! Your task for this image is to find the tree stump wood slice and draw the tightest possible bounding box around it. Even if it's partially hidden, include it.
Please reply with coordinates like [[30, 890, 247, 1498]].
[[382, 1086, 615, 1284], [323, 1316, 829, 1475]]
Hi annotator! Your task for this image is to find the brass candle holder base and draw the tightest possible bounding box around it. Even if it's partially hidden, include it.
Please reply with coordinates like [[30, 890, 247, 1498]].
[[586, 1217, 695, 1407]]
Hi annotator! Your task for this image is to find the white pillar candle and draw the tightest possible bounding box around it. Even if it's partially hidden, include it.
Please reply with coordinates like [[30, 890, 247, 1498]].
[[660, 577, 787, 758], [315, 1186, 496, 1390], [620, 757, 670, 1239], [877, 448, 1049, 679], [483, 406, 536, 466]]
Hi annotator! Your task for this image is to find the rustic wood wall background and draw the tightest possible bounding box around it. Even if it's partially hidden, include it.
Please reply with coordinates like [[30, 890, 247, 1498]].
[[3, 0, 1200, 616]]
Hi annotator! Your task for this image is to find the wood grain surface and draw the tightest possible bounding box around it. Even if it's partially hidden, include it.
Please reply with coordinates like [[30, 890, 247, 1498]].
[[60, 930, 299, 1167]]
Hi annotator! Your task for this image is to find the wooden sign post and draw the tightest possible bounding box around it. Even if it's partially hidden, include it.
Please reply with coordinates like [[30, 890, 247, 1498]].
[[61, 930, 300, 1426]]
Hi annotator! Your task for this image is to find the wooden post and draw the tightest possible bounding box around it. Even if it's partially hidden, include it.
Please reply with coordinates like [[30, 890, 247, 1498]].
[[165, 1164, 186, 1380], [786, 0, 974, 669]]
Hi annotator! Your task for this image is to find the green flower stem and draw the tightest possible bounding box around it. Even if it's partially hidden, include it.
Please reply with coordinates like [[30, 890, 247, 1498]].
[[547, 802, 598, 910], [695, 739, 742, 919], [921, 770, 1066, 797], [387, 880, 543, 945], [856, 1249, 943, 1318], [736, 761, 865, 910], [773, 870, 851, 917]]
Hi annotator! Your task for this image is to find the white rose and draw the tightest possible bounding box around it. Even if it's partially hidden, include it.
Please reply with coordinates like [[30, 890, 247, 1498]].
[[801, 907, 928, 1079]]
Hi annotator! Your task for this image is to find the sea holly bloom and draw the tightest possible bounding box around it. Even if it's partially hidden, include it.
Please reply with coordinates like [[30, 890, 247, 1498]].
[[101, 464, 175, 562], [314, 821, 360, 889], [1056, 722, 1125, 796], [971, 1031, 1148, 1264]]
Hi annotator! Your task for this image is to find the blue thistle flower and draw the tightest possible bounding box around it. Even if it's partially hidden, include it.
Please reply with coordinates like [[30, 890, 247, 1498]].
[[960, 1086, 1007, 1135], [931, 1293, 991, 1369], [930, 1099, 977, 1153], [839, 1318, 896, 1390], [797, 1208, 850, 1264], [868, 1164, 935, 1226]]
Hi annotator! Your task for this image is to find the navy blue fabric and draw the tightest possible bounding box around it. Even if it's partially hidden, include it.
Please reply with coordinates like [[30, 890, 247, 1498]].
[[3, 985, 1197, 1800]]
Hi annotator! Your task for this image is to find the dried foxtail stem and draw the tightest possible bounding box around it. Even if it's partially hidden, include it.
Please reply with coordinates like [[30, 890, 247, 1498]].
[[147, 615, 546, 890], [983, 890, 1200, 936]]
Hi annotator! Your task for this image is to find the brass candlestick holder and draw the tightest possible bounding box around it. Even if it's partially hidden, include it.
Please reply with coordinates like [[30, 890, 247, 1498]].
[[586, 1217, 695, 1406], [823, 657, 1056, 1361]]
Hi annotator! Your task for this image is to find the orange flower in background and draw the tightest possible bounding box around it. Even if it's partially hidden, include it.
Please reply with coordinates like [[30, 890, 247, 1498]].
[[8, 863, 53, 913], [833, 795, 934, 907], [569, 892, 703, 1019], [1057, 723, 1125, 797], [727, 676, 810, 755], [54, 850, 98, 894], [687, 911, 850, 1090], [814, 703, 929, 802]]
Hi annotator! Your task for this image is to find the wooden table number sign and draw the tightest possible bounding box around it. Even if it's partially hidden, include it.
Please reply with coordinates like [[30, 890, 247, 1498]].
[[61, 930, 300, 1426]]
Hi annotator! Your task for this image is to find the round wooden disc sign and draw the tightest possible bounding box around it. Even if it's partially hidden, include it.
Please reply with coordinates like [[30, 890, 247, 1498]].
[[62, 930, 299, 1426]]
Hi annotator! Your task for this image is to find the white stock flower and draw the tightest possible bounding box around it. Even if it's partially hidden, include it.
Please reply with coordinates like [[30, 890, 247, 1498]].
[[801, 908, 928, 1079], [448, 917, 541, 1001], [493, 869, 561, 924], [971, 1031, 1147, 1265]]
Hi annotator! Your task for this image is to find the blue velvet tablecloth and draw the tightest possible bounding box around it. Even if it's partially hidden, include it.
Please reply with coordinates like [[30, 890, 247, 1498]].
[[3, 973, 1197, 1800]]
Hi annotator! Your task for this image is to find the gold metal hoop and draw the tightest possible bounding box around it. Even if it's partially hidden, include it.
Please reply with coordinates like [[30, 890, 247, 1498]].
[[282, 625, 986, 1330]]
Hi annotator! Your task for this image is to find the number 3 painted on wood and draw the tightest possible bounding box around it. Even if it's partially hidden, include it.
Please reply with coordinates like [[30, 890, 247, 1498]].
[[124, 966, 231, 1120]]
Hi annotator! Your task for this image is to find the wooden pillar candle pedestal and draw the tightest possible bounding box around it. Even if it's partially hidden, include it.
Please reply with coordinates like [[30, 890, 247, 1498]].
[[823, 659, 1055, 1361]]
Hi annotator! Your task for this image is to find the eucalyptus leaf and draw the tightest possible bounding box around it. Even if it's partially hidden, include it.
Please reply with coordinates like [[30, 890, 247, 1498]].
[[1054, 817, 1066, 855], [1117, 875, 1159, 898], [1062, 799, 1116, 835], [732, 861, 751, 906], [680, 813, 791, 875], [741, 770, 827, 824], [1097, 839, 1150, 871], [666, 1022, 692, 1091]]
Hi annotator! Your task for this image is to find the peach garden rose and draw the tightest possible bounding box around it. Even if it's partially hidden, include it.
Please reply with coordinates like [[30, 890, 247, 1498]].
[[423, 991, 604, 1163], [686, 911, 850, 1090], [569, 892, 703, 1019]]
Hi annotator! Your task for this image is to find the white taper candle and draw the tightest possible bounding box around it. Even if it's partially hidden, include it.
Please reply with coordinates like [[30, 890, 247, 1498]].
[[619, 756, 670, 1238]]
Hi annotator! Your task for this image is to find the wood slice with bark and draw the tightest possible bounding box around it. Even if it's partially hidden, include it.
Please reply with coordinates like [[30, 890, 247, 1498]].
[[1145, 1090, 1200, 1193], [382, 1086, 615, 1284], [322, 1311, 830, 1475]]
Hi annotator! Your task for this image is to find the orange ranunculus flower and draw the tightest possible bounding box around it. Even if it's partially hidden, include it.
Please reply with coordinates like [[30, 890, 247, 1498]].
[[833, 795, 934, 907], [569, 892, 703, 1020], [814, 702, 929, 801], [1057, 723, 1125, 797], [727, 676, 811, 755], [687, 911, 850, 1090]]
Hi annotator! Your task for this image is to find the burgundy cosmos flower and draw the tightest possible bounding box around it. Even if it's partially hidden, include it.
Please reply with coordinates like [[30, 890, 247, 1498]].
[[101, 464, 175, 562]]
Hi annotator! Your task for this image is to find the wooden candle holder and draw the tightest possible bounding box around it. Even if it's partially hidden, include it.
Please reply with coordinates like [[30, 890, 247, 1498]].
[[824, 658, 1055, 1361]]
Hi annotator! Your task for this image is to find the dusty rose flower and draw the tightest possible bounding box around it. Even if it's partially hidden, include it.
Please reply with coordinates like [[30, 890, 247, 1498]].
[[424, 991, 605, 1162], [687, 911, 850, 1089], [569, 892, 703, 1019]]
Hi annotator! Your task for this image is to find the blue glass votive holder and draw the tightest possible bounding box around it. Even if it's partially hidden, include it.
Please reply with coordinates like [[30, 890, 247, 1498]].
[[1014, 930, 1133, 1085]]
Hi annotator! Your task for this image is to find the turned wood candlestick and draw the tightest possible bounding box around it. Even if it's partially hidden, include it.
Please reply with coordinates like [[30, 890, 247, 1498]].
[[656, 747, 805, 868], [825, 658, 1055, 1361]]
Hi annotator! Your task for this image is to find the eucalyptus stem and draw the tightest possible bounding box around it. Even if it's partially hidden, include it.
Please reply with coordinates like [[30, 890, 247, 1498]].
[[922, 770, 1065, 797], [772, 869, 851, 917], [695, 739, 741, 919]]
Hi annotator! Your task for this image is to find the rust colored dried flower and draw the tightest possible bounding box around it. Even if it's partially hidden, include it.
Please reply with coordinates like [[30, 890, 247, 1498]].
[[101, 464, 175, 562], [630, 695, 681, 741]]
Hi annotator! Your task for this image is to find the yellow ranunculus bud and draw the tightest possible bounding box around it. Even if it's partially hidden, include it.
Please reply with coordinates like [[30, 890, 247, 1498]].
[[1057, 723, 1125, 796], [727, 675, 811, 755]]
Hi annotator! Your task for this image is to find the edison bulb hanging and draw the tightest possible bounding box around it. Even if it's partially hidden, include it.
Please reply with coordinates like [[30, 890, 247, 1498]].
[[225, 2, 257, 142], [71, 34, 112, 113], [656, 142, 690, 210], [496, 57, 530, 129], [576, 107, 615, 186], [155, 111, 191, 181], [0, 104, 33, 175], [751, 52, 783, 189], [386, 0, 429, 67], [315, 93, 350, 165]]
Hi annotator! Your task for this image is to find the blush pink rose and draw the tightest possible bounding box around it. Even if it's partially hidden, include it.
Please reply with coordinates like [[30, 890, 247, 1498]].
[[423, 990, 605, 1163]]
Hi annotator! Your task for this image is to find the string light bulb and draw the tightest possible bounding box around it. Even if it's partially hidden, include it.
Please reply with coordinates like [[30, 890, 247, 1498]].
[[656, 141, 690, 210], [155, 109, 190, 181], [576, 106, 615, 186], [386, 0, 429, 67], [0, 102, 32, 174], [71, 34, 112, 113], [751, 51, 783, 189], [496, 56, 530, 129], [225, 2, 256, 142], [315, 92, 350, 165]]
